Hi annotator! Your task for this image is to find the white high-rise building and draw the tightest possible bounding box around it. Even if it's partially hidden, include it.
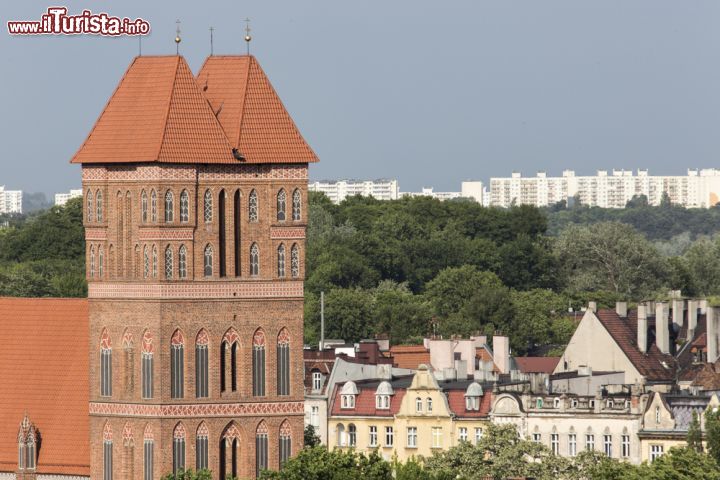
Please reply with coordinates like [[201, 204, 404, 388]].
[[0, 186, 22, 214], [54, 189, 83, 206], [401, 181, 485, 204], [309, 179, 399, 204], [490, 169, 720, 208]]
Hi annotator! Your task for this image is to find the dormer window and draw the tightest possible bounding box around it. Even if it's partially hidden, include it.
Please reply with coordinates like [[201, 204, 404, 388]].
[[340, 381, 358, 409], [415, 397, 423, 413], [536, 398, 544, 409], [17, 415, 36, 472], [427, 397, 433, 412], [553, 398, 561, 409], [607, 400, 614, 409], [589, 399, 596, 409], [375, 381, 393, 410], [571, 399, 579, 408], [465, 382, 483, 411]]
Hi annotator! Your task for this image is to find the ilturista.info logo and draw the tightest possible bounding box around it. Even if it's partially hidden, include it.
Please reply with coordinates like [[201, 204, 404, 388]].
[[7, 7, 150, 36]]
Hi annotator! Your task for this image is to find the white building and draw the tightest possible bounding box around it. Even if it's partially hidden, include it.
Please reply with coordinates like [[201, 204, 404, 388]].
[[54, 189, 83, 206], [401, 181, 485, 204], [490, 169, 720, 208], [309, 179, 399, 204], [0, 186, 22, 214]]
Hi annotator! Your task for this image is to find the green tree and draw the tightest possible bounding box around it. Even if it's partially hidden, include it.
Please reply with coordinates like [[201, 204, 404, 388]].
[[304, 425, 321, 448], [688, 411, 703, 452], [509, 289, 568, 354], [161, 469, 213, 480], [706, 407, 720, 464], [260, 446, 392, 480], [644, 446, 720, 480]]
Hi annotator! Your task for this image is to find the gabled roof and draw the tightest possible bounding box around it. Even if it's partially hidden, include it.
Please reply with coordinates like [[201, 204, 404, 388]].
[[197, 56, 319, 164], [514, 356, 560, 374], [389, 344, 430, 370], [0, 298, 89, 476], [595, 309, 675, 382], [71, 56, 235, 165]]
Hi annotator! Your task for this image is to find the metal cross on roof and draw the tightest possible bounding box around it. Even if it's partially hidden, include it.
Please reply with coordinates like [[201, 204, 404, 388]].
[[244, 18, 252, 55]]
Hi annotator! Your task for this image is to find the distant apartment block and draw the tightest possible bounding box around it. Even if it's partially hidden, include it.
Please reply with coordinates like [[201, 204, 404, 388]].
[[401, 181, 486, 204], [490, 169, 720, 208], [0, 186, 22, 214], [309, 179, 399, 203], [54, 189, 83, 206]]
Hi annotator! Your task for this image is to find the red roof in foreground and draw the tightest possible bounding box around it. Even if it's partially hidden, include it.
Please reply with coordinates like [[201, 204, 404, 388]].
[[71, 56, 235, 165], [514, 357, 560, 374], [0, 298, 89, 476], [446, 390, 493, 418], [197, 56, 319, 164]]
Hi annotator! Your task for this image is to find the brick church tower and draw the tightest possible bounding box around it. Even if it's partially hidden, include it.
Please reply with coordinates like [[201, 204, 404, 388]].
[[71, 55, 317, 479]]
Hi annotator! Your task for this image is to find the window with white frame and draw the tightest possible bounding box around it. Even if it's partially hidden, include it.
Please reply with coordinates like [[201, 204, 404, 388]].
[[585, 434, 595, 451], [427, 397, 433, 412], [474, 427, 483, 445], [407, 427, 417, 448], [431, 427, 443, 448], [458, 427, 468, 442], [348, 424, 357, 447], [551, 433, 559, 454], [568, 433, 577, 456], [180, 190, 189, 223], [312, 372, 322, 391], [310, 406, 319, 428], [604, 435, 612, 457], [376, 394, 390, 409], [650, 444, 664, 462], [369, 426, 378, 447], [341, 395, 355, 409], [532, 433, 541, 443], [466, 396, 480, 411], [385, 426, 394, 447], [621, 435, 630, 458], [415, 397, 422, 413]]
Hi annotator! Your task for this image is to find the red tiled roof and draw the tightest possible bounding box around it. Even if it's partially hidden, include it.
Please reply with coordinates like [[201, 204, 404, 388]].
[[197, 56, 319, 164], [71, 56, 235, 164], [446, 390, 492, 418], [0, 298, 89, 476], [514, 357, 560, 374], [595, 309, 674, 382], [331, 385, 406, 417], [389, 345, 430, 370]]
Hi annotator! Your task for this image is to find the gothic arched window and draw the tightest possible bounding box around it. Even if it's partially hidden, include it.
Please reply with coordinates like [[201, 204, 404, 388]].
[[100, 329, 112, 397], [195, 330, 209, 398], [178, 245, 187, 279], [103, 423, 113, 480], [143, 246, 149, 279], [99, 246, 104, 278], [277, 328, 290, 396], [180, 190, 189, 223], [249, 189, 258, 222], [87, 190, 94, 222], [196, 423, 209, 471], [250, 243, 260, 276], [141, 190, 148, 223], [291, 244, 300, 278], [292, 189, 301, 221], [96, 190, 103, 222], [165, 246, 173, 279], [90, 246, 96, 278], [204, 189, 213, 223], [277, 244, 286, 277], [143, 425, 154, 480], [277, 189, 286, 222], [204, 245, 213, 277], [165, 191, 174, 223], [256, 422, 269, 475], [279, 421, 292, 467], [170, 330, 184, 399], [172, 423, 186, 475], [150, 190, 157, 223], [17, 415, 37, 472], [221, 328, 240, 393], [253, 329, 266, 396], [141, 331, 154, 399], [152, 245, 158, 278]]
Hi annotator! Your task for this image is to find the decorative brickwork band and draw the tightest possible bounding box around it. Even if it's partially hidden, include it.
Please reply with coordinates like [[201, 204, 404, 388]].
[[270, 227, 306, 240], [138, 228, 194, 241], [89, 281, 304, 299], [83, 164, 308, 182], [89, 401, 304, 417], [199, 164, 308, 181], [85, 228, 107, 241]]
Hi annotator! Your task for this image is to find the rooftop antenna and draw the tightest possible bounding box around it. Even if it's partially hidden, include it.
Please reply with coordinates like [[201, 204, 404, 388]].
[[209, 26, 214, 56], [175, 19, 182, 55], [244, 18, 252, 55]]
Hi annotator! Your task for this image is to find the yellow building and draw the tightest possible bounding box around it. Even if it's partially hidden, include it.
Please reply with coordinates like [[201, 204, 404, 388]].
[[328, 365, 492, 461]]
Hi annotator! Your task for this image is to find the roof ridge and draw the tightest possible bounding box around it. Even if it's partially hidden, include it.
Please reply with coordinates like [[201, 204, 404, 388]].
[[155, 56, 181, 162], [70, 56, 140, 164], [235, 56, 253, 147]]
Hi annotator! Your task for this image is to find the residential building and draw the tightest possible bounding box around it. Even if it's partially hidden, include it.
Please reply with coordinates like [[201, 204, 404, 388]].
[[54, 188, 83, 206], [0, 186, 22, 214], [329, 365, 492, 461], [490, 169, 720, 208], [68, 53, 317, 479], [400, 181, 485, 204], [309, 179, 399, 203]]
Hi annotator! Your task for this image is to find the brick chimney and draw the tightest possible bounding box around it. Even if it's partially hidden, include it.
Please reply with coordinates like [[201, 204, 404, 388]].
[[637, 303, 648, 353], [656, 302, 670, 354], [492, 335, 510, 374], [672, 299, 684, 328], [687, 299, 698, 334]]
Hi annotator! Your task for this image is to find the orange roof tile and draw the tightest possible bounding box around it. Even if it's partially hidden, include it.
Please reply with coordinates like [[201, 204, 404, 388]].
[[71, 56, 235, 165], [389, 345, 430, 370], [197, 56, 319, 164], [0, 298, 89, 476], [514, 357, 560, 374]]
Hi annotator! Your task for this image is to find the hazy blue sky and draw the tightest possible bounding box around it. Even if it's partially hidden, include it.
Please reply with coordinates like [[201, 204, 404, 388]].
[[1, 1, 719, 195]]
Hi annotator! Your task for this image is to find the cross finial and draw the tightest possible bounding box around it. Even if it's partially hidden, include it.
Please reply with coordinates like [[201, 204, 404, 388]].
[[244, 18, 252, 55], [175, 19, 182, 55], [209, 26, 215, 56]]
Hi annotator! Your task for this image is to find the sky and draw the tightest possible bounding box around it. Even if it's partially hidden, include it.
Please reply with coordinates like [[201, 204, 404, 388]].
[[1, 1, 719, 196]]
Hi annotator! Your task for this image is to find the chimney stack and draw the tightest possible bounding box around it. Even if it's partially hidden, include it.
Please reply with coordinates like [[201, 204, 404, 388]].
[[616, 301, 628, 318], [688, 300, 698, 334], [588, 301, 597, 313], [656, 302, 670, 354], [708, 307, 718, 363], [637, 304, 648, 353], [492, 335, 510, 374], [672, 299, 684, 328]]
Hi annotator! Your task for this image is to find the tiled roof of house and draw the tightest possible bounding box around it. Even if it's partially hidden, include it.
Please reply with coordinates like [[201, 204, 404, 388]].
[[330, 377, 412, 417], [197, 56, 319, 164], [0, 298, 89, 476], [389, 345, 430, 370], [476, 347, 500, 372], [71, 56, 235, 165], [691, 361, 720, 390], [595, 309, 675, 382], [446, 389, 492, 418], [514, 356, 560, 374]]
